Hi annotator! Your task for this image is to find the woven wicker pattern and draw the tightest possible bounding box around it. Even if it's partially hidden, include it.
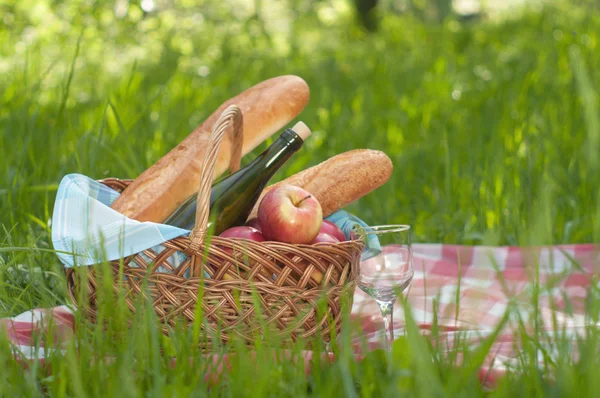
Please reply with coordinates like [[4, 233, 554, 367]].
[[65, 105, 365, 348]]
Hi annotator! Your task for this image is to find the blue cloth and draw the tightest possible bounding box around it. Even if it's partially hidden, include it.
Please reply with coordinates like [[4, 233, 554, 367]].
[[325, 210, 382, 260], [51, 174, 190, 268], [51, 173, 380, 269]]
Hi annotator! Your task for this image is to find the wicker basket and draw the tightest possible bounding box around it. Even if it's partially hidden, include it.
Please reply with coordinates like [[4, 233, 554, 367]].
[[65, 105, 365, 348]]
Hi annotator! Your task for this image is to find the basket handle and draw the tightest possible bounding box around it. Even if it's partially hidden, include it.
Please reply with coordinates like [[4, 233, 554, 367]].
[[188, 105, 243, 250]]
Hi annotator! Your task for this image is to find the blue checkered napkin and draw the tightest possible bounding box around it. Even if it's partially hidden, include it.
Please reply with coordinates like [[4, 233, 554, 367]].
[[51, 174, 191, 268]]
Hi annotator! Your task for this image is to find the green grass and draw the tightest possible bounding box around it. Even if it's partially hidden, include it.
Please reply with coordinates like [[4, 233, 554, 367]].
[[1, 0, 600, 395]]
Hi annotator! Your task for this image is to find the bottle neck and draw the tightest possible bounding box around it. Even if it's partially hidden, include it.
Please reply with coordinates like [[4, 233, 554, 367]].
[[247, 128, 304, 172], [162, 128, 305, 230]]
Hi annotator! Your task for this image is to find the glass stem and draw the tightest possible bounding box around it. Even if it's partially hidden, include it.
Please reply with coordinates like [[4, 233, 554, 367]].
[[375, 299, 395, 351]]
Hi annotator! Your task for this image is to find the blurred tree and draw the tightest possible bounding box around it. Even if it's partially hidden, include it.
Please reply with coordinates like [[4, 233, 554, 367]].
[[353, 0, 460, 31], [353, 0, 379, 31], [406, 0, 454, 24]]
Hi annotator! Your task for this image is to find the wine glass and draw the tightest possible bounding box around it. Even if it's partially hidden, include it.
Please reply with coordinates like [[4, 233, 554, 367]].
[[352, 225, 414, 351]]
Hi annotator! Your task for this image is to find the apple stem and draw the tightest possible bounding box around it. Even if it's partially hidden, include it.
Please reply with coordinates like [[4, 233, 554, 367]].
[[297, 194, 312, 206]]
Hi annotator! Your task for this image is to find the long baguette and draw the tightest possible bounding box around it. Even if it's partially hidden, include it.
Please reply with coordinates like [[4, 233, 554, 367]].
[[110, 75, 310, 223], [247, 149, 393, 219]]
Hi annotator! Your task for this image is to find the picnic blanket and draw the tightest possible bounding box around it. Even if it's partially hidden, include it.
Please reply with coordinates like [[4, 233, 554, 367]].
[[3, 242, 599, 387]]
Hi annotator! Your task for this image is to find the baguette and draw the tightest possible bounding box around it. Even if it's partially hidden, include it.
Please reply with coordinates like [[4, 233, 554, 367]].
[[247, 149, 393, 219], [110, 75, 310, 223]]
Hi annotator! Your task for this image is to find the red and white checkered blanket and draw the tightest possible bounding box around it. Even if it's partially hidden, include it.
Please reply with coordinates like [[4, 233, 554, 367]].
[[3, 243, 599, 387]]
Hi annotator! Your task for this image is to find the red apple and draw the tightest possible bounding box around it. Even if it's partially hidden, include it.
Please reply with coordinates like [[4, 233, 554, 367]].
[[220, 226, 265, 242], [310, 232, 340, 245], [218, 226, 266, 280], [245, 217, 262, 231], [257, 185, 322, 244], [318, 220, 346, 242]]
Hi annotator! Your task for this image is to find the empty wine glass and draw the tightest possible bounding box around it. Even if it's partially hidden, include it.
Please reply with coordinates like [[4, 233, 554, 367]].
[[352, 225, 414, 351]]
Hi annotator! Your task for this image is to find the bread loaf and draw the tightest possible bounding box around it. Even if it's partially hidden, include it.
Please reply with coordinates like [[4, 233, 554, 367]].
[[110, 75, 310, 223], [247, 149, 393, 219]]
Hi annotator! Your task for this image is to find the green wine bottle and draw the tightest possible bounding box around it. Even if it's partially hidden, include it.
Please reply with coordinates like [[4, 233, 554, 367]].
[[163, 122, 311, 234]]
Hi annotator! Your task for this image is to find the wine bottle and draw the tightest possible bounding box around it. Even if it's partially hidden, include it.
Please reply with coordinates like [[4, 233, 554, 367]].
[[163, 121, 311, 234]]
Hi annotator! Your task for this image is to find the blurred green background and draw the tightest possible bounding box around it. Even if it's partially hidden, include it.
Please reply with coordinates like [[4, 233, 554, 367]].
[[1, 0, 599, 259]]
